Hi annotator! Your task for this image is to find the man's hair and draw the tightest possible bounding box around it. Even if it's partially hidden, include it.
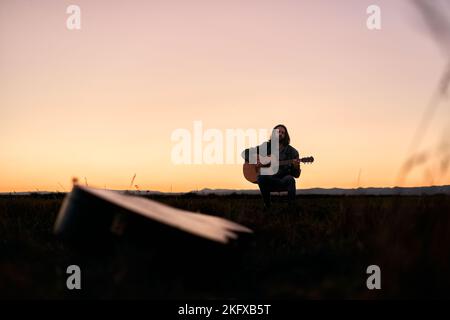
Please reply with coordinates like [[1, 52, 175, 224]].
[[273, 124, 290, 145]]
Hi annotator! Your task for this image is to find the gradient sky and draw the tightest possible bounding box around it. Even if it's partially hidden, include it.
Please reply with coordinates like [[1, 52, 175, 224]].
[[1, 0, 449, 192]]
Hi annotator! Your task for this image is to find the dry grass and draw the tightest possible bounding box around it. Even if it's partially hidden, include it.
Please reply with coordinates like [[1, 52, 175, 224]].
[[0, 193, 449, 299]]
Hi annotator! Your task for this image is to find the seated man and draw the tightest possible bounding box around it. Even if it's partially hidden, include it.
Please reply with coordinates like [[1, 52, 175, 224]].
[[241, 124, 301, 208]]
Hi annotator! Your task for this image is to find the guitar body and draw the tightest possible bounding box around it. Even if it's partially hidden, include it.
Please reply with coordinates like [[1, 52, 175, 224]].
[[243, 156, 314, 184], [243, 162, 260, 184]]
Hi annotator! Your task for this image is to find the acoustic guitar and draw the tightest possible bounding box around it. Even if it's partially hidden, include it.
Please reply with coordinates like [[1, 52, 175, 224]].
[[243, 155, 314, 183]]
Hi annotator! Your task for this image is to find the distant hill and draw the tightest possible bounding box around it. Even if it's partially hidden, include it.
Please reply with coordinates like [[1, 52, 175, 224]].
[[191, 185, 450, 196]]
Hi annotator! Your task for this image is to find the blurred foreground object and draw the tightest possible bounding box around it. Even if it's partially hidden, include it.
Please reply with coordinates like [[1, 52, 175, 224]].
[[54, 185, 252, 248]]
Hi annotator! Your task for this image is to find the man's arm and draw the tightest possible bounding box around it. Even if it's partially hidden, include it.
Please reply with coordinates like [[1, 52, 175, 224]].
[[291, 148, 301, 178]]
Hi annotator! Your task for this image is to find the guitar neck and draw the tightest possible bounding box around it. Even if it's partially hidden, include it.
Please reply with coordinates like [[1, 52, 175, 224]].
[[279, 157, 313, 165], [278, 158, 300, 165], [255, 156, 313, 166]]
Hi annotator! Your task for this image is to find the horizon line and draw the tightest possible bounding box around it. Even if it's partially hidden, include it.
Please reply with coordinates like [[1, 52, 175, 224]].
[[2, 184, 450, 195]]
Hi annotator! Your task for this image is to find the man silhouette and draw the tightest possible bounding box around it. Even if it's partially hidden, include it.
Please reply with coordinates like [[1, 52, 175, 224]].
[[242, 125, 301, 208]]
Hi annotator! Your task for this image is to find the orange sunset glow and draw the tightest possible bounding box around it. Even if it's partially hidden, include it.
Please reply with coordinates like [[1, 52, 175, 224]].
[[1, 0, 449, 192]]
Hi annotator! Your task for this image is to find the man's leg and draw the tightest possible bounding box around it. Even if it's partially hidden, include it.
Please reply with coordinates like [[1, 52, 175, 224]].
[[280, 175, 296, 202], [257, 175, 273, 207]]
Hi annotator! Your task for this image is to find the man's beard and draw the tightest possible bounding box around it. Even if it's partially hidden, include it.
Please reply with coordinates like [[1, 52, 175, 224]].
[[279, 136, 288, 146]]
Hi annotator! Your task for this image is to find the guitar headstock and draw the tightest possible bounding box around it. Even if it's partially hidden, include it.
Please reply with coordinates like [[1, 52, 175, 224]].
[[300, 156, 314, 164]]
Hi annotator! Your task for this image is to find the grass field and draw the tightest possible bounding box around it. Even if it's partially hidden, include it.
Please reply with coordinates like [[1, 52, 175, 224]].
[[1, 193, 450, 299]]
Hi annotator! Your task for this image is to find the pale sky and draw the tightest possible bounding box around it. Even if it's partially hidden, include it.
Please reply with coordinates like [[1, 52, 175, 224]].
[[1, 0, 449, 192]]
